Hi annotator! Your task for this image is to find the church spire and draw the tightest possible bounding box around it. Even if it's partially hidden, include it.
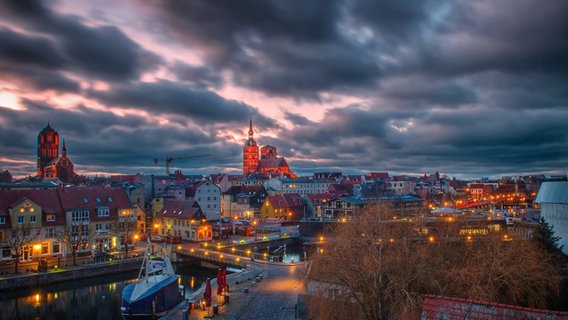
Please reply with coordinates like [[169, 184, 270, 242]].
[[62, 139, 67, 156], [248, 116, 254, 139]]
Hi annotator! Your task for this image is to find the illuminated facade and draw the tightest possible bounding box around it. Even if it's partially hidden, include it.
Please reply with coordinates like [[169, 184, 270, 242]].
[[242, 118, 297, 178], [243, 118, 259, 174], [36, 123, 76, 183]]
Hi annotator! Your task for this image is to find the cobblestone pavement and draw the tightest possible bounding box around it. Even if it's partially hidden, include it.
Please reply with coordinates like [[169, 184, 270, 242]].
[[171, 261, 307, 320]]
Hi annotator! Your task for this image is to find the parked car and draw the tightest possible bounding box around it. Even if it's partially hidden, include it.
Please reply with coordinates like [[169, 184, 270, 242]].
[[150, 236, 165, 243], [166, 236, 182, 244]]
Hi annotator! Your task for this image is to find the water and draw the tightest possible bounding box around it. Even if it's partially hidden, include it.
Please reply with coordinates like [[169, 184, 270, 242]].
[[0, 263, 217, 320]]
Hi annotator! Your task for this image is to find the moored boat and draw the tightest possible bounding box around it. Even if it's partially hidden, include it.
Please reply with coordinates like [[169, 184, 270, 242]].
[[121, 242, 182, 319]]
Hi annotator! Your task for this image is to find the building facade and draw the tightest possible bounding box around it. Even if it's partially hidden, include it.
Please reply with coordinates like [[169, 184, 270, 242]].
[[242, 118, 297, 178], [0, 187, 136, 264], [36, 123, 76, 183]]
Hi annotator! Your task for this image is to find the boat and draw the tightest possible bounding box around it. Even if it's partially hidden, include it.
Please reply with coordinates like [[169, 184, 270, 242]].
[[121, 241, 183, 319]]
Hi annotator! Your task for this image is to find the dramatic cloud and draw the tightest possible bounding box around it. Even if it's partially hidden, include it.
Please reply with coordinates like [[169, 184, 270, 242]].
[[0, 0, 567, 179]]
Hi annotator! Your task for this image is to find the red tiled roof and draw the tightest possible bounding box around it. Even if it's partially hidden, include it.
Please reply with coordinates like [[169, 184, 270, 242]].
[[267, 193, 304, 209], [421, 295, 568, 320], [306, 192, 334, 205], [366, 172, 390, 180], [159, 200, 205, 220], [58, 186, 133, 221], [0, 189, 65, 228]]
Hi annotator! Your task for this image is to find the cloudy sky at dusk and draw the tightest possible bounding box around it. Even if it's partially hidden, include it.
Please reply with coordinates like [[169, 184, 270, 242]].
[[1, 0, 567, 180]]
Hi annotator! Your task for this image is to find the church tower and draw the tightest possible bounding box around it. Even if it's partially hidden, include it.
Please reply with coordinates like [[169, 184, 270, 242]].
[[243, 117, 259, 174], [37, 122, 59, 176]]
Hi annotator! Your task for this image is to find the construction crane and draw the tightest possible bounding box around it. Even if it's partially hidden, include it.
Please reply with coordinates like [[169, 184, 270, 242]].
[[153, 154, 211, 175]]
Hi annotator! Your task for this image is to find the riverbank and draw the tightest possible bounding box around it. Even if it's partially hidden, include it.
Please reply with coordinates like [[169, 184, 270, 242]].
[[0, 257, 142, 291]]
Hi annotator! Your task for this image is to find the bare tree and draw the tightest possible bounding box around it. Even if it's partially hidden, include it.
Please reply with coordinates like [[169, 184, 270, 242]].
[[112, 212, 137, 258], [57, 222, 94, 266], [6, 223, 37, 273], [307, 203, 566, 320]]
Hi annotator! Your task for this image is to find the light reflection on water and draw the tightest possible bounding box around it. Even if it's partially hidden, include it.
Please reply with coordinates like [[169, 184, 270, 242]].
[[0, 264, 217, 320]]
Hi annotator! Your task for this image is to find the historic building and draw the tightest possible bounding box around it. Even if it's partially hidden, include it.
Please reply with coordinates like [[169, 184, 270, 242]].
[[242, 118, 297, 178], [36, 123, 77, 183]]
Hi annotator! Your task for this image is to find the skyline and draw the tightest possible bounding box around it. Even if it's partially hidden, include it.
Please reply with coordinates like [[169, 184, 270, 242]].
[[0, 0, 567, 180]]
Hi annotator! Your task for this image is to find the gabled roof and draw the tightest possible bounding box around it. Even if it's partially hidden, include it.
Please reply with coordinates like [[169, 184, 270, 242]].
[[366, 172, 390, 180], [159, 200, 205, 220], [58, 186, 133, 221], [267, 193, 304, 209], [421, 295, 568, 320], [536, 182, 568, 204], [259, 157, 288, 169], [306, 192, 334, 205], [0, 189, 65, 227], [224, 185, 266, 196]]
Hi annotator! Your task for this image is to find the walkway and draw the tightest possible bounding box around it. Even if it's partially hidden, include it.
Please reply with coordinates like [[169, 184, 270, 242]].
[[167, 259, 307, 320]]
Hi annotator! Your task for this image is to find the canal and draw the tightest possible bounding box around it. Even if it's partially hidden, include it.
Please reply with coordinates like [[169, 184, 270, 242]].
[[0, 263, 218, 320]]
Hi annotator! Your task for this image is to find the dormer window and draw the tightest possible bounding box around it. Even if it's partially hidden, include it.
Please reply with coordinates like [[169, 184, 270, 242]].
[[97, 206, 110, 217], [83, 198, 88, 203]]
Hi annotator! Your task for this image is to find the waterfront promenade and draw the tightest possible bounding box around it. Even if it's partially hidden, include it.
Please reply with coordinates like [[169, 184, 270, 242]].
[[166, 259, 307, 320]]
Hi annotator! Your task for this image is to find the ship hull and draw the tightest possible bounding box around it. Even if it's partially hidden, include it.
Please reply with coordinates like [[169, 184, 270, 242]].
[[121, 275, 182, 319]]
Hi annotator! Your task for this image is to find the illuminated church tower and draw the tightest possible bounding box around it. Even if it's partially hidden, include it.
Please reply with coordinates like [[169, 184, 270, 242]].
[[36, 123, 76, 183], [243, 117, 259, 174], [37, 122, 59, 176]]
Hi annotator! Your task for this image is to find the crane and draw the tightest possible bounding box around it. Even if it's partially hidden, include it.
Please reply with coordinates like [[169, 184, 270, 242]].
[[153, 154, 211, 175]]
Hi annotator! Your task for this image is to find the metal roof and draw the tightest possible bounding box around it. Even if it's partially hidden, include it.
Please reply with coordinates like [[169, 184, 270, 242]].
[[535, 182, 568, 204], [421, 295, 568, 320]]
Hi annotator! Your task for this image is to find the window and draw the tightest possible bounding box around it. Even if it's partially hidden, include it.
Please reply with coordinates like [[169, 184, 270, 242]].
[[47, 228, 55, 237], [41, 243, 48, 254], [0, 217, 5, 224], [17, 216, 24, 224], [30, 216, 37, 224], [46, 214, 55, 222], [52, 242, 60, 254], [98, 206, 110, 217], [2, 246, 10, 259]]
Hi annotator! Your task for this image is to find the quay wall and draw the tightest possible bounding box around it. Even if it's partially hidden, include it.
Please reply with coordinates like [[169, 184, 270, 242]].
[[0, 258, 141, 291]]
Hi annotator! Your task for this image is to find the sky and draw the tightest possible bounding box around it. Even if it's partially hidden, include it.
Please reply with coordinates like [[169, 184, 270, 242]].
[[0, 0, 567, 180]]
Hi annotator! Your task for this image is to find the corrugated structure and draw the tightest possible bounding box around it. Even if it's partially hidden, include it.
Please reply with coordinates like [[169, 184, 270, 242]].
[[421, 295, 568, 320], [535, 181, 568, 254]]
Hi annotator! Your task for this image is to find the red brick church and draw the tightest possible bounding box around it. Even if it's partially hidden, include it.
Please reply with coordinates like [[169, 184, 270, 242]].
[[36, 123, 77, 183], [243, 118, 297, 178]]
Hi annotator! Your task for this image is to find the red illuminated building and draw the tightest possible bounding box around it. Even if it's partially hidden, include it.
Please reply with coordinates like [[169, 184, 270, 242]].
[[36, 123, 77, 183], [242, 118, 297, 178]]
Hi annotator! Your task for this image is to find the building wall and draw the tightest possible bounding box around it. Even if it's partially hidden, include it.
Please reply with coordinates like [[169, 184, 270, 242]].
[[541, 203, 568, 255], [193, 182, 221, 220]]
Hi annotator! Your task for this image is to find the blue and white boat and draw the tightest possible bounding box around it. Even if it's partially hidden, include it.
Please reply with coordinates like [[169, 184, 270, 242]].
[[121, 242, 182, 319]]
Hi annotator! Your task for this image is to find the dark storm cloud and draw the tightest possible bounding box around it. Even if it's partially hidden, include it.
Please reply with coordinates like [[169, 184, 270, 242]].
[[277, 99, 568, 177], [0, 27, 79, 92], [89, 80, 275, 127], [0, 0, 160, 83], [388, 1, 568, 79], [136, 0, 381, 98], [0, 27, 65, 67], [1, 0, 567, 179], [171, 61, 224, 90], [0, 99, 243, 176], [283, 112, 313, 127]]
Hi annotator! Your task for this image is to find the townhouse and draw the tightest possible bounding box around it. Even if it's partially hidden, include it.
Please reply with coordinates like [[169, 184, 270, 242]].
[[0, 186, 136, 263]]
